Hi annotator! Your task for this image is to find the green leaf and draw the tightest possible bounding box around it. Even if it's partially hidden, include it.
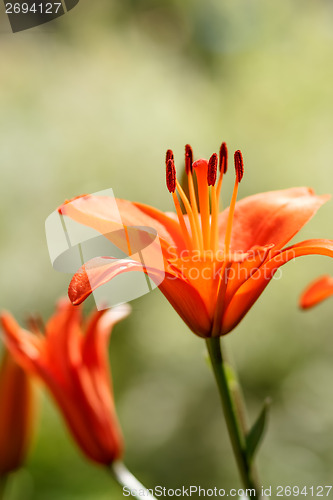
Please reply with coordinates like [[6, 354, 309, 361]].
[[246, 398, 271, 462]]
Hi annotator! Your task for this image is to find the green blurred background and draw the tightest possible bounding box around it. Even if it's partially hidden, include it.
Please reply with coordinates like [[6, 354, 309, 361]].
[[1, 0, 333, 498]]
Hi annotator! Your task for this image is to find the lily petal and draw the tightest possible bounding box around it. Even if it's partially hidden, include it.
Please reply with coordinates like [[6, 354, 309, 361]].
[[299, 275, 333, 309], [224, 244, 275, 306], [68, 257, 211, 337], [68, 256, 166, 305], [157, 274, 212, 337], [221, 239, 333, 334], [44, 300, 82, 385], [0, 313, 42, 375], [132, 202, 187, 251], [83, 304, 131, 391], [218, 188, 330, 252], [0, 351, 34, 475], [59, 195, 186, 255]]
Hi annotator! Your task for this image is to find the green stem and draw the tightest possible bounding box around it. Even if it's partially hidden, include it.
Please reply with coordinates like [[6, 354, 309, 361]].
[[206, 337, 260, 499], [109, 461, 157, 500], [0, 476, 8, 500]]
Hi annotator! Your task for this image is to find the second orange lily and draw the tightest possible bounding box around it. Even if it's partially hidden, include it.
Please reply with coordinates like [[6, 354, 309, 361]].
[[0, 300, 129, 466]]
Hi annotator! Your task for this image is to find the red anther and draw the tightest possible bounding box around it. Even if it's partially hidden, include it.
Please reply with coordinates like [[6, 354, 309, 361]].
[[207, 153, 218, 186], [166, 159, 176, 193], [166, 149, 174, 164], [219, 142, 228, 174], [185, 144, 193, 174], [234, 150, 244, 183]]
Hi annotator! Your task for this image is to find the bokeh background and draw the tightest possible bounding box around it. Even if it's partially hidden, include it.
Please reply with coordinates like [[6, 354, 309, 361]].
[[1, 0, 333, 498]]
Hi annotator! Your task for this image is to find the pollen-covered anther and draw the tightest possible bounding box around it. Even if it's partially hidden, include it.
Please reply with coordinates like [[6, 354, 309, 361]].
[[166, 159, 177, 193], [219, 142, 228, 174], [166, 149, 174, 164], [207, 153, 218, 186], [234, 150, 244, 183], [185, 144, 193, 174]]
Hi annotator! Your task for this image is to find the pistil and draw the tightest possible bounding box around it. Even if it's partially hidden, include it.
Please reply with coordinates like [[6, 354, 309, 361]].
[[175, 179, 201, 250], [193, 159, 211, 250]]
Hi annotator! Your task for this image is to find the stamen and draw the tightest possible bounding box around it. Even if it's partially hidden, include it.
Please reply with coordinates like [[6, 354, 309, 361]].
[[219, 142, 228, 174], [234, 150, 244, 183], [172, 191, 193, 250], [176, 180, 201, 250], [166, 158, 176, 193], [185, 144, 193, 174], [207, 153, 218, 186], [208, 154, 219, 252], [224, 150, 244, 255], [166, 157, 192, 249], [217, 141, 228, 200], [185, 146, 203, 252]]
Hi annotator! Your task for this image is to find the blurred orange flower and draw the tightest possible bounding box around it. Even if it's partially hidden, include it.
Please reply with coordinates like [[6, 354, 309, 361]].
[[0, 300, 130, 466], [300, 275, 333, 309], [59, 143, 333, 337], [0, 348, 34, 476]]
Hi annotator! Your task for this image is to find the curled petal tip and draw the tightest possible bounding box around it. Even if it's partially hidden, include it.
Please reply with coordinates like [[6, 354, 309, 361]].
[[58, 194, 89, 214], [299, 275, 333, 310], [68, 266, 92, 306]]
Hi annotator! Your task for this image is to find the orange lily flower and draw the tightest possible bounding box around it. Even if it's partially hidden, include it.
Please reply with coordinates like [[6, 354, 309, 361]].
[[0, 347, 34, 476], [59, 143, 333, 337], [0, 300, 130, 466], [300, 275, 333, 309]]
